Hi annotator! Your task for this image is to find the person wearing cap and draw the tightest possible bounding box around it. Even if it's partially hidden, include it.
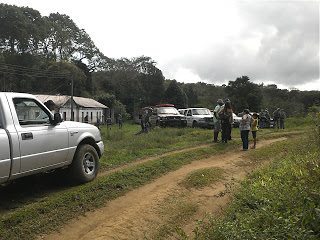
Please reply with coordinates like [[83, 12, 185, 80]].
[[239, 109, 251, 151], [251, 112, 259, 149], [213, 99, 224, 142]]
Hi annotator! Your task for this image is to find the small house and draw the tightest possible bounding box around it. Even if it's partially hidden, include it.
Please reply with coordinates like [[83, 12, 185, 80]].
[[36, 95, 108, 124]]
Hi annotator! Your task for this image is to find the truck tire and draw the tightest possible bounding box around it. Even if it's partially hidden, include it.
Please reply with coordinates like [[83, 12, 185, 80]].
[[69, 144, 99, 183]]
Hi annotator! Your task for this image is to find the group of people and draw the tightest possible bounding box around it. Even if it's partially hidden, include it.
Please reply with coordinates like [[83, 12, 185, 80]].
[[259, 108, 286, 129], [212, 99, 261, 151]]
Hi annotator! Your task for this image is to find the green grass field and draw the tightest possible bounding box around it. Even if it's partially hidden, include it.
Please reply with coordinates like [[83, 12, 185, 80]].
[[99, 116, 310, 169], [0, 116, 316, 240], [193, 116, 320, 240]]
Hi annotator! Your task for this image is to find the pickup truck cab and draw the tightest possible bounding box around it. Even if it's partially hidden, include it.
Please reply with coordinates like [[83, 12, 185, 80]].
[[0, 92, 104, 184]]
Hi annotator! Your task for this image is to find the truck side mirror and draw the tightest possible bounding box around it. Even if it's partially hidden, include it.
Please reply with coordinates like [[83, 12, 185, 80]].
[[52, 113, 62, 125]]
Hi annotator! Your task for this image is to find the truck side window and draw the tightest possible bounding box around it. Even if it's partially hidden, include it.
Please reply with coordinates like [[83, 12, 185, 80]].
[[13, 98, 51, 126]]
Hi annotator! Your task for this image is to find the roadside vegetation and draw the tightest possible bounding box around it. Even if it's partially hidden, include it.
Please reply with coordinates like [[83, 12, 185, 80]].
[[193, 116, 320, 239]]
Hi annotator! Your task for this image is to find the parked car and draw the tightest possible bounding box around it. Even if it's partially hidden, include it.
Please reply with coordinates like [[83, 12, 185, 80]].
[[185, 108, 214, 128], [149, 104, 187, 127], [0, 92, 104, 184], [232, 113, 242, 128]]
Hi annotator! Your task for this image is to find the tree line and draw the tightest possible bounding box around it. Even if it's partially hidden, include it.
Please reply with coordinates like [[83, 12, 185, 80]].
[[0, 3, 319, 118]]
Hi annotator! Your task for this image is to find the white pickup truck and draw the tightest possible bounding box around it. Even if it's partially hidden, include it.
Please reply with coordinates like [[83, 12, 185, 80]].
[[0, 92, 104, 184]]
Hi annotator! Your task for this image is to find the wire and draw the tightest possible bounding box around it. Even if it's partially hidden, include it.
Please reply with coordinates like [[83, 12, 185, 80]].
[[0, 63, 72, 78]]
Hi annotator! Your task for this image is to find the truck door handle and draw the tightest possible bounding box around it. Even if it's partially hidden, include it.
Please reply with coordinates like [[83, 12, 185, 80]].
[[21, 132, 33, 140]]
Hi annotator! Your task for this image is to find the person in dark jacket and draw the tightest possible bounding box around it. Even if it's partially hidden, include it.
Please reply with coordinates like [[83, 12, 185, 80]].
[[220, 100, 233, 143]]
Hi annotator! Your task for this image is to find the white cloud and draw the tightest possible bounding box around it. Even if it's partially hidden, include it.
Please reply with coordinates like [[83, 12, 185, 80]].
[[2, 0, 320, 90]]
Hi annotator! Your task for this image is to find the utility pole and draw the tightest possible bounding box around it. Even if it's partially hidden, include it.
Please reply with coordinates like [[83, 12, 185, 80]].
[[70, 76, 74, 121]]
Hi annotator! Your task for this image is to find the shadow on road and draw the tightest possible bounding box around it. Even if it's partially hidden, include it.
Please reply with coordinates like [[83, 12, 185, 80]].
[[0, 171, 76, 214]]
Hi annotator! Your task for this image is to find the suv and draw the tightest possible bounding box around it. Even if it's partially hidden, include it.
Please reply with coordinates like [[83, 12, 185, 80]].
[[185, 108, 214, 128], [149, 104, 187, 127]]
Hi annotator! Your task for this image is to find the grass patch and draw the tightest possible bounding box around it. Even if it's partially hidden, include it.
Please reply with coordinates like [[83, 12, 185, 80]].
[[194, 134, 320, 240], [99, 124, 214, 169], [0, 141, 234, 240], [99, 122, 307, 170], [150, 193, 198, 240], [180, 168, 224, 189]]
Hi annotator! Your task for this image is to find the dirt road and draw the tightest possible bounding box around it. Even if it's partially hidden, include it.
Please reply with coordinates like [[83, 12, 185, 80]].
[[42, 137, 286, 240]]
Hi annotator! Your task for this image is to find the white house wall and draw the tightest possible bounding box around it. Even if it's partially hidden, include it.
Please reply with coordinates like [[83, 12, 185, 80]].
[[60, 107, 104, 124]]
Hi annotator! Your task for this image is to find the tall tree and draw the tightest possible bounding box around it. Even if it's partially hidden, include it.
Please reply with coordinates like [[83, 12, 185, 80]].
[[164, 80, 188, 109], [226, 76, 262, 112]]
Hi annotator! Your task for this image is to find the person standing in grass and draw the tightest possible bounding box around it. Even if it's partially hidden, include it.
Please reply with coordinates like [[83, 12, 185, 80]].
[[239, 109, 251, 151], [273, 108, 281, 129], [118, 113, 123, 129], [220, 100, 233, 143], [213, 99, 224, 142], [251, 113, 259, 149], [279, 109, 286, 129]]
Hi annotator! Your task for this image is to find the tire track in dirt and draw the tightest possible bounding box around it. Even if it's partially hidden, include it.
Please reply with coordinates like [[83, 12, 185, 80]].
[[42, 137, 286, 240]]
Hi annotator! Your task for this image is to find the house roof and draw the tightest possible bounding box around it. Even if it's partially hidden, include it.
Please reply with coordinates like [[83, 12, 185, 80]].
[[36, 95, 108, 109]]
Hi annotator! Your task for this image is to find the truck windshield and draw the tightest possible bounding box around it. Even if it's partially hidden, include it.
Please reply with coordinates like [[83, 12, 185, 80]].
[[192, 109, 211, 115], [158, 107, 179, 115]]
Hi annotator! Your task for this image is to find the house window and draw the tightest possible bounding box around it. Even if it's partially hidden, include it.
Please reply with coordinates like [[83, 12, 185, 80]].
[[82, 112, 84, 122], [63, 112, 66, 120], [90, 112, 93, 122]]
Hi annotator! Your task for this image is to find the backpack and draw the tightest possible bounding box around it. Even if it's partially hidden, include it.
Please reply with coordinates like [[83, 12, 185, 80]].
[[218, 109, 228, 120]]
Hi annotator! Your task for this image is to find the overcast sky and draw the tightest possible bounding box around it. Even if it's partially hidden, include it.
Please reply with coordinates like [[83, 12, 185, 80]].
[[2, 0, 320, 90]]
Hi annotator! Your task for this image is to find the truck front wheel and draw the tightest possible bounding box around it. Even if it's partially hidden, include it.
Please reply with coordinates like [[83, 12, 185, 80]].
[[69, 144, 99, 183]]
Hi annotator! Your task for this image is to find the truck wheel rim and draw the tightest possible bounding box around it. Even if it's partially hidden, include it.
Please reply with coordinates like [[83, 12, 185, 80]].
[[82, 152, 95, 175]]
